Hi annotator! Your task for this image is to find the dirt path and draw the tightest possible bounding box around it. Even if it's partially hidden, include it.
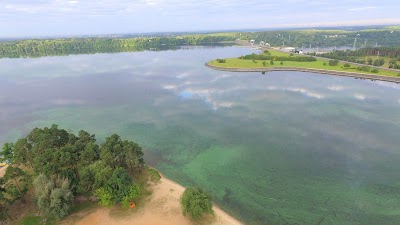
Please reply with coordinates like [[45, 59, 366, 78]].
[[74, 176, 243, 225]]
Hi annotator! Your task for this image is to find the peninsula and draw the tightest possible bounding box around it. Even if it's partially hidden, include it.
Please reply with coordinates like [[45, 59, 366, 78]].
[[207, 49, 400, 83]]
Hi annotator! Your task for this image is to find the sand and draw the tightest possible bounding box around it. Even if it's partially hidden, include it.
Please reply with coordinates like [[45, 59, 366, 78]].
[[74, 175, 243, 225], [0, 165, 8, 177]]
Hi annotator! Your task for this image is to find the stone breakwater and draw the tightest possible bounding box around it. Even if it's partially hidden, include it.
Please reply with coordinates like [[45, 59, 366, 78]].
[[205, 63, 400, 83]]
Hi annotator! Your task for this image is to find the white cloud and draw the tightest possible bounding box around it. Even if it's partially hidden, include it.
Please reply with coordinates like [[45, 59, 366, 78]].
[[327, 85, 344, 91], [354, 94, 366, 100], [348, 6, 377, 11]]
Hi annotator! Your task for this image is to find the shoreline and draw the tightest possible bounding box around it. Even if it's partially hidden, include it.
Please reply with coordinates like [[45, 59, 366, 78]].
[[205, 63, 400, 83], [159, 175, 244, 225], [74, 172, 244, 225]]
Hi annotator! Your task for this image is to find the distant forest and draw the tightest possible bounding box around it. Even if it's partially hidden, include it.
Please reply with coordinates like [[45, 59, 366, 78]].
[[318, 47, 400, 69], [0, 27, 400, 58]]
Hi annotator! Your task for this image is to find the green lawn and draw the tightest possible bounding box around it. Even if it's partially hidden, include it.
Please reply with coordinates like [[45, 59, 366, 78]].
[[209, 49, 400, 77]]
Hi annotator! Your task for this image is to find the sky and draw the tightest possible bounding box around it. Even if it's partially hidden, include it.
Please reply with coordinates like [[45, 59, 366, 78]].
[[0, 0, 399, 38]]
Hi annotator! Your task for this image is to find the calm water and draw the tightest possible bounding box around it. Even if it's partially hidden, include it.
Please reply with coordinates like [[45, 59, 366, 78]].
[[1, 46, 400, 225]]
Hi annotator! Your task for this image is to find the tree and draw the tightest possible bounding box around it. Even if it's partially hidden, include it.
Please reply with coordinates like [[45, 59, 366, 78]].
[[343, 63, 351, 67], [3, 166, 29, 202], [280, 61, 283, 65], [180, 187, 213, 219], [262, 61, 267, 67], [106, 167, 132, 202], [34, 174, 73, 219], [367, 58, 373, 65], [123, 140, 144, 173], [94, 188, 114, 207], [328, 59, 339, 66], [1, 143, 13, 163], [371, 68, 379, 73], [100, 134, 125, 169], [323, 62, 327, 66], [121, 185, 141, 208], [270, 60, 274, 65], [0, 179, 13, 222]]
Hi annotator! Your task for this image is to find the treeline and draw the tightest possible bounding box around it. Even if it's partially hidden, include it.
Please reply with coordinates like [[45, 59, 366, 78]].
[[0, 33, 239, 58], [0, 125, 145, 221], [239, 53, 317, 62], [318, 47, 400, 69], [247, 28, 400, 48]]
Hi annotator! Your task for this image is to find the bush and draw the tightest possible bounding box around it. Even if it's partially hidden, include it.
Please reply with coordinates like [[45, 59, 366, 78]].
[[180, 187, 213, 219], [357, 66, 370, 72], [371, 68, 379, 73], [121, 185, 141, 208], [323, 62, 327, 66], [329, 59, 339, 66], [343, 63, 351, 68], [280, 61, 283, 65], [216, 59, 226, 63], [263, 50, 271, 55], [270, 60, 274, 65]]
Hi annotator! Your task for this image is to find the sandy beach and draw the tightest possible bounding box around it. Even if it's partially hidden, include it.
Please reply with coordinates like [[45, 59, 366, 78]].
[[74, 175, 243, 225]]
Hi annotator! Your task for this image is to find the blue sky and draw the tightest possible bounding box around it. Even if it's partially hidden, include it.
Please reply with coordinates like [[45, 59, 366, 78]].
[[1, 0, 399, 37]]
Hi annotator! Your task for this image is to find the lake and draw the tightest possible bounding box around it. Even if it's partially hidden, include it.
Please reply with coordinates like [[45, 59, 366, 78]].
[[1, 46, 400, 225]]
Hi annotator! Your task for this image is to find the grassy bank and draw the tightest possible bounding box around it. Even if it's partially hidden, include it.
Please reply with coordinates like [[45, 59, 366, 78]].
[[208, 49, 400, 77]]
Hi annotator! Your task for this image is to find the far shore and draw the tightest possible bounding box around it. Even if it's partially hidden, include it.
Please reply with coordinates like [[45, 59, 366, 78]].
[[73, 173, 243, 225], [206, 63, 400, 84]]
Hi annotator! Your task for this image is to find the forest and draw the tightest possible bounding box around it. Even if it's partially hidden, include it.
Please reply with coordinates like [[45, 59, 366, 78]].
[[318, 47, 400, 69], [0, 27, 399, 59], [0, 33, 239, 58], [0, 125, 145, 222]]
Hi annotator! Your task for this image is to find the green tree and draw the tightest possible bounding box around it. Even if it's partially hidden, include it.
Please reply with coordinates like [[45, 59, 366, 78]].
[[0, 143, 14, 163], [0, 179, 13, 222], [180, 187, 213, 219], [270, 60, 274, 65], [262, 61, 267, 67], [94, 188, 114, 207], [280, 61, 283, 65], [328, 59, 339, 66], [121, 185, 141, 208], [343, 63, 351, 67], [106, 167, 132, 202], [34, 174, 73, 219], [100, 134, 125, 169], [3, 166, 29, 202], [123, 140, 144, 173]]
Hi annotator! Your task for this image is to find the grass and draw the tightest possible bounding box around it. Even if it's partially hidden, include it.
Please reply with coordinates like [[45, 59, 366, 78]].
[[209, 49, 400, 77], [16, 215, 55, 225]]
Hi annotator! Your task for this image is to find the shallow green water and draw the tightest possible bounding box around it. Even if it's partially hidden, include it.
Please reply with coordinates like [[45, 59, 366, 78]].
[[1, 47, 400, 224]]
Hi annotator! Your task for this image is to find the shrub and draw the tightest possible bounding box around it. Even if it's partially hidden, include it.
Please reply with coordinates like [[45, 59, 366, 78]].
[[270, 60, 274, 65], [121, 185, 141, 208], [343, 63, 351, 68], [180, 187, 213, 219], [329, 59, 339, 66], [371, 68, 379, 73], [357, 66, 370, 72], [280, 61, 283, 65], [216, 59, 226, 63], [323, 62, 327, 66]]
